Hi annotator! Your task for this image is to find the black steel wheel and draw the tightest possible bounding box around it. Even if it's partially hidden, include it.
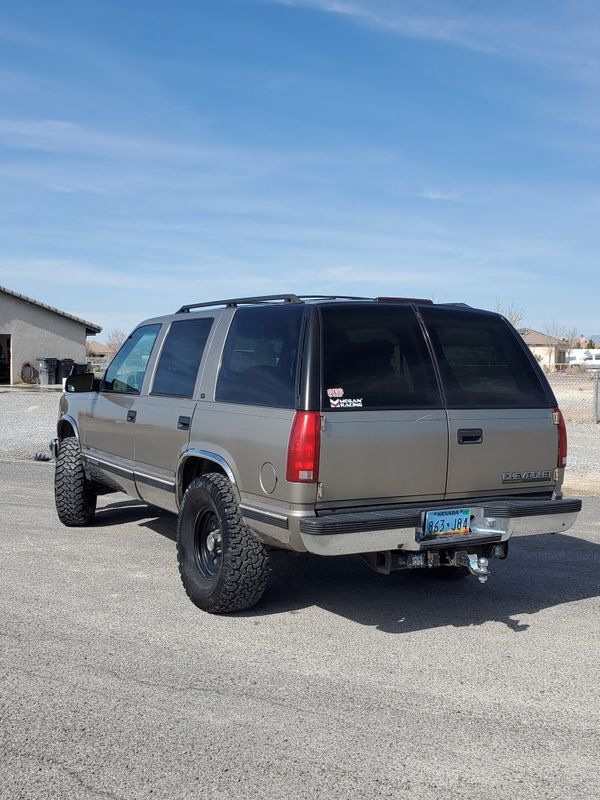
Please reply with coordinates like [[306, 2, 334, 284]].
[[193, 507, 223, 584], [176, 473, 270, 613]]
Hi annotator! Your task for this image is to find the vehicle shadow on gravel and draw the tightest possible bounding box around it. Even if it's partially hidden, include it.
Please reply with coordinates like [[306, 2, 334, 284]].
[[94, 499, 177, 539], [93, 500, 600, 635], [255, 535, 600, 634]]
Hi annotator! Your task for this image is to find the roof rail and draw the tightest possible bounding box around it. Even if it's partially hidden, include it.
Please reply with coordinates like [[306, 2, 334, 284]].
[[297, 295, 372, 301], [177, 294, 304, 314], [375, 296, 433, 304]]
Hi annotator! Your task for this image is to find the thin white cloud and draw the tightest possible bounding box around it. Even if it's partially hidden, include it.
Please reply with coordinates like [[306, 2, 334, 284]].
[[265, 0, 600, 82], [270, 0, 497, 52], [418, 188, 462, 202], [0, 118, 260, 166], [0, 24, 48, 47]]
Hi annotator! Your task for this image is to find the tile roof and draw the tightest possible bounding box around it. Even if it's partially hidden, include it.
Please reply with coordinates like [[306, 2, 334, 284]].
[[518, 328, 565, 347]]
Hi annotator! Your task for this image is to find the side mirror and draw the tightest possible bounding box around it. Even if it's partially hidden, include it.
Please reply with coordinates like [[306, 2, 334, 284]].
[[65, 373, 97, 393]]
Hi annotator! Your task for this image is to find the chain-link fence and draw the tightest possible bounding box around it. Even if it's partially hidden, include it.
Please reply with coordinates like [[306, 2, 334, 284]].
[[546, 368, 600, 424]]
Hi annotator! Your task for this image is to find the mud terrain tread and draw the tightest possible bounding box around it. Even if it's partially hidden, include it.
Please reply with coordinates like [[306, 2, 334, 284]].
[[177, 474, 269, 613], [54, 437, 97, 526]]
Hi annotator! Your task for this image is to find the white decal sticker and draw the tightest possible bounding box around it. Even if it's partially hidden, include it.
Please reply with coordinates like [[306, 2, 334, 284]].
[[327, 387, 344, 398], [329, 397, 363, 408]]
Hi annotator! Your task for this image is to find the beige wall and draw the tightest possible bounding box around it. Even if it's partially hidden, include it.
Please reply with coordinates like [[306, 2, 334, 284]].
[[528, 344, 567, 369], [0, 292, 87, 384]]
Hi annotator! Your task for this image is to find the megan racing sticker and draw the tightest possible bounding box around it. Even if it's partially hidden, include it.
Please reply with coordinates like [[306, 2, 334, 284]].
[[329, 397, 363, 408]]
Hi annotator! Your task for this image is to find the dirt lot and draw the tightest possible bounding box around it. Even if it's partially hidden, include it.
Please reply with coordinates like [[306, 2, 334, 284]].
[[1, 460, 599, 800], [1, 389, 599, 799]]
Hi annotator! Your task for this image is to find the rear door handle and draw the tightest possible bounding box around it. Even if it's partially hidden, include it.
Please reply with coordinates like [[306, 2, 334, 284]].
[[127, 410, 137, 423], [177, 416, 191, 431], [457, 428, 483, 444]]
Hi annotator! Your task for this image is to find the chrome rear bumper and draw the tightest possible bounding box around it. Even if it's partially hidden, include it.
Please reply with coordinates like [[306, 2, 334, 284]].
[[298, 497, 582, 556]]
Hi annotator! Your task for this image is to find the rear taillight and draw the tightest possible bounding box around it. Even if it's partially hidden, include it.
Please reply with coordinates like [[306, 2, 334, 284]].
[[286, 411, 321, 483], [553, 407, 567, 468]]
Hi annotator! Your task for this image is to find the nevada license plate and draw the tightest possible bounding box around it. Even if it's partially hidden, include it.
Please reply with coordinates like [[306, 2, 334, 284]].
[[423, 507, 471, 540]]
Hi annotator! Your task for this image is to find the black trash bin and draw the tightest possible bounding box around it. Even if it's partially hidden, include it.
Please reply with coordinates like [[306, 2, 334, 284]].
[[58, 359, 74, 381]]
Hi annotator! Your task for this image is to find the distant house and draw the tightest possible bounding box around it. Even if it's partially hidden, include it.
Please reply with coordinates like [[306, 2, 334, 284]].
[[0, 284, 101, 385], [518, 328, 567, 370], [86, 340, 114, 359], [86, 339, 115, 375]]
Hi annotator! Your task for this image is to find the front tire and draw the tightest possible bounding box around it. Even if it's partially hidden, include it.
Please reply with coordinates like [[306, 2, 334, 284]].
[[54, 437, 97, 526], [176, 474, 270, 613]]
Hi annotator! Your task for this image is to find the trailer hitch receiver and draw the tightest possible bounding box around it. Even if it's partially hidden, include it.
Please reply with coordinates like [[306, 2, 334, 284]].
[[455, 552, 490, 583]]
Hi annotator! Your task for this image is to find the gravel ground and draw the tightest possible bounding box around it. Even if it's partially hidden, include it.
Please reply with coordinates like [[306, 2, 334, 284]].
[[1, 461, 599, 800], [0, 389, 61, 461], [1, 388, 598, 491]]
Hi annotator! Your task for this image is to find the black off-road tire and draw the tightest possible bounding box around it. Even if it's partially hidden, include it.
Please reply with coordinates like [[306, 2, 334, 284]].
[[54, 437, 97, 526], [177, 473, 270, 614]]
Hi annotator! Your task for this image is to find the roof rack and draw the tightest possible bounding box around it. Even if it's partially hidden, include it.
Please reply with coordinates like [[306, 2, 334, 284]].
[[177, 294, 304, 314], [375, 296, 433, 304], [297, 295, 372, 301]]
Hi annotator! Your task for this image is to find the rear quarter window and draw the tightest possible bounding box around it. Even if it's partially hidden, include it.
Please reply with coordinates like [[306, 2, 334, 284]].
[[420, 307, 551, 409], [215, 305, 305, 408]]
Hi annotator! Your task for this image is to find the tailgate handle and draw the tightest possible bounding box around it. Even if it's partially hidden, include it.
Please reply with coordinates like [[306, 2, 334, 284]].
[[126, 410, 137, 423], [458, 428, 483, 445], [177, 416, 191, 431]]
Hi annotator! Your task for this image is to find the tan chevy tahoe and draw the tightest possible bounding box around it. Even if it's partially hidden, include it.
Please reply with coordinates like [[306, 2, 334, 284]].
[[51, 294, 581, 613]]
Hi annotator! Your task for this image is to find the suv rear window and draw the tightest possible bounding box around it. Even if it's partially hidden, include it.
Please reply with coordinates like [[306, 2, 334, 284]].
[[320, 305, 441, 410], [420, 307, 550, 409], [215, 305, 304, 408]]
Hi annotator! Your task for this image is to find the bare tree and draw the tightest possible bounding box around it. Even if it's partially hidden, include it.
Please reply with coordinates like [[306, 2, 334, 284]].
[[561, 326, 580, 353], [106, 329, 126, 351], [543, 320, 562, 369], [495, 300, 523, 328]]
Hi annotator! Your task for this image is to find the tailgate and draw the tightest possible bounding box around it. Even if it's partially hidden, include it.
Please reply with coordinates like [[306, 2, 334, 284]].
[[319, 410, 448, 504], [317, 303, 448, 506]]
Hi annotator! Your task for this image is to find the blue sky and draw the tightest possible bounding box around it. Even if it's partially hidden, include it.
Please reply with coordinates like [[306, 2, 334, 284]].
[[1, 0, 599, 337]]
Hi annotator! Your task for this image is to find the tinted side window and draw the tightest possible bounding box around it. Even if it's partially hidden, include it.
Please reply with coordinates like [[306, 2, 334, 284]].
[[421, 307, 550, 409], [102, 324, 161, 394], [152, 318, 213, 397], [320, 305, 441, 410], [215, 305, 304, 408]]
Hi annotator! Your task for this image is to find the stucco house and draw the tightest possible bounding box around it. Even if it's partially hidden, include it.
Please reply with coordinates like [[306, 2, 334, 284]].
[[0, 284, 102, 385], [518, 328, 567, 370]]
